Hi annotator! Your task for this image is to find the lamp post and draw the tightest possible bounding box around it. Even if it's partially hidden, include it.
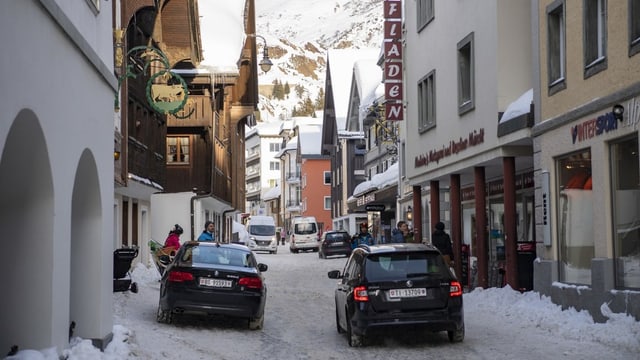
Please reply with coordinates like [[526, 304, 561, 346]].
[[249, 34, 273, 73]]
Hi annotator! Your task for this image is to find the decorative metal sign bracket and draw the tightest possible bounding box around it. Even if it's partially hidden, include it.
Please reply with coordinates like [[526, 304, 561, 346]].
[[115, 45, 193, 118]]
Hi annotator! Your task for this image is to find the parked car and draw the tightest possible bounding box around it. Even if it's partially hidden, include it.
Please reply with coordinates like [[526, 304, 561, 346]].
[[157, 241, 268, 330], [327, 243, 464, 346], [318, 230, 352, 259]]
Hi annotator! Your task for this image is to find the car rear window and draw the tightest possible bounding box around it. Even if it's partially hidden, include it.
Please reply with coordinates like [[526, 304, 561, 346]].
[[326, 233, 349, 241], [365, 252, 446, 280], [294, 222, 317, 234], [181, 245, 250, 267]]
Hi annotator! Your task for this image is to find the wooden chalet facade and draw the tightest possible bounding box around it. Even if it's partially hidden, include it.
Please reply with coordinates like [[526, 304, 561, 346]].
[[114, 0, 260, 249]]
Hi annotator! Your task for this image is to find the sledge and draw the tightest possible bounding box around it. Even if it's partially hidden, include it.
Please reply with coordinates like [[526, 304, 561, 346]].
[[149, 239, 177, 276]]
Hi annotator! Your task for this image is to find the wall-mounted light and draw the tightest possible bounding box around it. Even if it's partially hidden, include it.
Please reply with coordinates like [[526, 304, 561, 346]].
[[406, 205, 413, 221], [249, 34, 273, 73], [612, 104, 624, 122], [114, 150, 121, 161]]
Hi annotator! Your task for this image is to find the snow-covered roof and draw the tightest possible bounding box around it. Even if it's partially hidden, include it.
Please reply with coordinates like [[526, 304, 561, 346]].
[[500, 88, 533, 123], [263, 186, 281, 201], [354, 59, 383, 125], [199, 0, 245, 74], [351, 162, 398, 198], [298, 125, 322, 155], [326, 48, 380, 130]]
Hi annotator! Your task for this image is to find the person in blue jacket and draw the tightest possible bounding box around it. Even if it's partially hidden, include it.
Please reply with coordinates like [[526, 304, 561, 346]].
[[197, 221, 216, 241], [391, 220, 410, 243], [351, 222, 373, 249]]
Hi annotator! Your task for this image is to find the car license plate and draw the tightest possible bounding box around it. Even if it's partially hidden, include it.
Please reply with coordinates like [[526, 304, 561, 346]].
[[388, 288, 427, 298], [199, 278, 232, 288], [330, 242, 343, 247]]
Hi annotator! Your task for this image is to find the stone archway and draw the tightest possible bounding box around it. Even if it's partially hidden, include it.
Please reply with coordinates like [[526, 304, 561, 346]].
[[0, 109, 54, 351], [69, 149, 103, 340]]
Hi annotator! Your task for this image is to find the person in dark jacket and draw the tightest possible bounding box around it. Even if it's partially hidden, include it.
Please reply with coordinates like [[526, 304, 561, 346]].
[[391, 221, 411, 243], [197, 220, 216, 241], [432, 222, 453, 265]]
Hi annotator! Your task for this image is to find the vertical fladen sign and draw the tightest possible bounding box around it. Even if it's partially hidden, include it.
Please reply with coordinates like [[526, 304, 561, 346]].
[[384, 0, 403, 121]]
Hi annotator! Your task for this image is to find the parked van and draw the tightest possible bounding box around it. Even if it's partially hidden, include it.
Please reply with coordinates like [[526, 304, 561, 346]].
[[245, 215, 278, 254], [289, 216, 319, 253]]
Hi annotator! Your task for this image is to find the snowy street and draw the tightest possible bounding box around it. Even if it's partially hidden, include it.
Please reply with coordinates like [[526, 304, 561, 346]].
[[110, 244, 640, 360]]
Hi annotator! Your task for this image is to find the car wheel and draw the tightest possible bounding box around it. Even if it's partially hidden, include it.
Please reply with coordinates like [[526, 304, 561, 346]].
[[248, 314, 264, 330], [156, 304, 173, 324], [448, 324, 465, 343], [346, 311, 363, 347], [335, 306, 344, 334], [130, 282, 138, 293]]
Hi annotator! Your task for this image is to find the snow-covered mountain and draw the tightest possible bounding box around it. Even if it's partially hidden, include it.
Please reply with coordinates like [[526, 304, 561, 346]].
[[255, 0, 384, 122]]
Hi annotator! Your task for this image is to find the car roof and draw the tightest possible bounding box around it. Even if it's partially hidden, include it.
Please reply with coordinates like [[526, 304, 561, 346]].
[[181, 241, 251, 252], [324, 230, 349, 235], [355, 243, 441, 255]]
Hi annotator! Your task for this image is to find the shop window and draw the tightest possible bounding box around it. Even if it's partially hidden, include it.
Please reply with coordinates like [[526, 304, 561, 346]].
[[610, 135, 640, 289], [556, 149, 593, 285], [167, 136, 190, 164]]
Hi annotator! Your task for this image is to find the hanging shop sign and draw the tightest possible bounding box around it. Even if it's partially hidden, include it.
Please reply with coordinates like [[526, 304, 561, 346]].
[[384, 0, 403, 121], [365, 204, 386, 212], [115, 46, 192, 117]]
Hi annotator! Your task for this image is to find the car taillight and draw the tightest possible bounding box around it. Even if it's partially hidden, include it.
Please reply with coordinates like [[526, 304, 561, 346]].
[[353, 285, 369, 302], [239, 277, 263, 289], [449, 281, 463, 297], [168, 271, 194, 282]]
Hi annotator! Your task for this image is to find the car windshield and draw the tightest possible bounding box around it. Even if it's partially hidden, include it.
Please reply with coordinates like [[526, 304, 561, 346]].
[[248, 225, 275, 236], [365, 252, 446, 280], [295, 223, 317, 235], [181, 245, 251, 267]]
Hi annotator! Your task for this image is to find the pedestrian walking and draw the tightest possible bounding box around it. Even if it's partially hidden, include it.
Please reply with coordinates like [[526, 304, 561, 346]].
[[432, 221, 453, 266]]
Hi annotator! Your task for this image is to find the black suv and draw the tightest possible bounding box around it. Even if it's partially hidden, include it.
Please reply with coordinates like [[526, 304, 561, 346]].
[[327, 243, 464, 346]]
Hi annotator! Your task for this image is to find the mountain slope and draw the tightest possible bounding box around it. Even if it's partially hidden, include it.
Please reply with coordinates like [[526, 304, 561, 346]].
[[255, 0, 384, 121]]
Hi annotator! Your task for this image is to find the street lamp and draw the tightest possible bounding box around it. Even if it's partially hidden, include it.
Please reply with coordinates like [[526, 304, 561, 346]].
[[250, 34, 273, 73]]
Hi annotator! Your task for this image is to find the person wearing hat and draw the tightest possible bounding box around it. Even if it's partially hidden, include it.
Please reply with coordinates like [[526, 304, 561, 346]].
[[197, 220, 216, 242], [432, 221, 453, 266], [351, 222, 373, 249], [163, 224, 183, 250]]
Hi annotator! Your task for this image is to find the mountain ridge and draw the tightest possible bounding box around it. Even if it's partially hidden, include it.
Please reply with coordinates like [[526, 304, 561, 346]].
[[255, 0, 384, 122]]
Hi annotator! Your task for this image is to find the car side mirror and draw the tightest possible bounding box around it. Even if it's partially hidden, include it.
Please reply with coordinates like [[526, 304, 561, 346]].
[[258, 263, 268, 272], [327, 270, 341, 279]]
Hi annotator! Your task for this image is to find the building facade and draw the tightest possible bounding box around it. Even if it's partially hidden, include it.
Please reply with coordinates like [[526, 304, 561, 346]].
[[1, 0, 116, 352], [402, 0, 535, 291], [532, 0, 640, 321]]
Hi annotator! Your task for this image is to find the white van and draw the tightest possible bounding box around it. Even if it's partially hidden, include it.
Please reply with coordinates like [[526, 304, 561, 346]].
[[289, 216, 319, 253], [245, 215, 278, 254]]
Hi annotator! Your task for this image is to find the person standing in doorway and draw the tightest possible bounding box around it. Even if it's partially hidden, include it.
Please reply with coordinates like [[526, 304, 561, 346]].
[[432, 221, 453, 266], [197, 221, 216, 242]]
